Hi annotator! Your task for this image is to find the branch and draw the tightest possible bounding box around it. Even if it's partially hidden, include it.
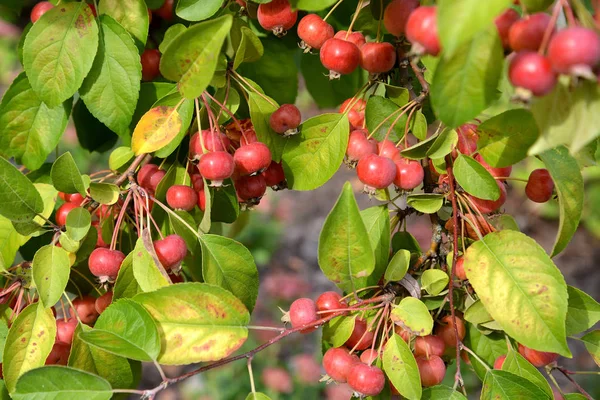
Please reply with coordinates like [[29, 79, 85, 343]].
[[410, 59, 430, 104], [114, 154, 152, 187], [555, 367, 594, 400]]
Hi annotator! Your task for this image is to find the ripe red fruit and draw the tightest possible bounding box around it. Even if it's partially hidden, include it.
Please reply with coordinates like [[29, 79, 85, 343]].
[[71, 296, 99, 325], [316, 291, 347, 316], [56, 318, 78, 344], [198, 151, 235, 186], [197, 187, 207, 211], [189, 130, 231, 156], [475, 154, 512, 179], [346, 363, 386, 396], [414, 335, 446, 359], [406, 6, 441, 56], [257, 0, 298, 36], [55, 202, 78, 226], [509, 13, 553, 52], [289, 298, 319, 333], [235, 174, 267, 201], [261, 367, 293, 393], [378, 139, 400, 160], [45, 342, 70, 366], [154, 234, 187, 270], [88, 248, 126, 281], [269, 104, 301, 136], [320, 38, 361, 79], [525, 168, 554, 203], [518, 344, 559, 367], [383, 0, 420, 37], [261, 161, 286, 189], [359, 349, 379, 365], [137, 164, 159, 188], [346, 129, 377, 164], [64, 193, 85, 206], [548, 27, 600, 76], [469, 181, 507, 214], [31, 1, 54, 23], [334, 31, 366, 48], [141, 49, 161, 81], [356, 154, 397, 192], [297, 14, 334, 51], [456, 123, 479, 155], [494, 354, 507, 369], [453, 255, 467, 281], [147, 169, 166, 193], [435, 315, 466, 347], [345, 318, 375, 351], [95, 291, 113, 315], [393, 157, 424, 190], [395, 325, 412, 342], [154, 0, 174, 20], [323, 347, 359, 383], [166, 185, 198, 211], [494, 8, 520, 49], [92, 222, 107, 248], [416, 355, 446, 387], [233, 142, 272, 176], [339, 98, 366, 129], [360, 42, 397, 74]]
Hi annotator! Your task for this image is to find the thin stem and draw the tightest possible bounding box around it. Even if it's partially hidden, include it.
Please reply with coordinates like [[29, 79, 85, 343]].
[[153, 360, 168, 382], [367, 102, 413, 141], [539, 1, 563, 55], [349, 307, 384, 354], [324, 0, 345, 21], [148, 194, 202, 239], [110, 190, 133, 250], [70, 268, 103, 295], [461, 345, 491, 371], [376, 0, 383, 42], [112, 389, 145, 395], [546, 368, 566, 397], [194, 98, 207, 154], [204, 91, 247, 142], [247, 357, 257, 394], [345, 0, 365, 39], [561, 0, 577, 26], [114, 154, 151, 187], [231, 71, 278, 108], [555, 367, 594, 399], [247, 325, 286, 332]]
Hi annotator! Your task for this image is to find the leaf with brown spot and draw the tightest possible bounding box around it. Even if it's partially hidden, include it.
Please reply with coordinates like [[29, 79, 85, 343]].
[[382, 334, 421, 400], [481, 370, 550, 400], [390, 297, 433, 336], [131, 106, 182, 155]]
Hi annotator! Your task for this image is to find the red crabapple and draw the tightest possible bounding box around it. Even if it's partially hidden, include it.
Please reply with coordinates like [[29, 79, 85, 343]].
[[406, 6, 441, 56], [189, 130, 231, 156], [383, 0, 420, 37], [469, 181, 507, 214], [360, 42, 397, 74], [71, 296, 99, 325], [154, 234, 187, 270], [64, 193, 85, 206], [261, 162, 286, 189], [316, 291, 347, 316], [166, 185, 198, 211], [453, 255, 467, 281], [435, 315, 466, 348], [31, 1, 54, 23], [269, 104, 301, 136], [55, 203, 78, 226], [141, 49, 161, 81], [393, 157, 424, 190], [235, 174, 267, 202], [45, 342, 70, 366], [320, 38, 361, 79], [137, 164, 159, 188], [289, 298, 319, 333], [356, 154, 396, 193], [88, 248, 126, 281], [147, 169, 166, 193], [346, 129, 377, 164], [154, 0, 174, 20], [95, 291, 113, 315], [378, 139, 400, 160], [339, 98, 366, 129], [456, 123, 479, 155], [359, 349, 379, 365], [548, 27, 600, 77], [475, 154, 512, 179], [345, 318, 375, 350], [233, 142, 272, 176], [346, 363, 386, 396], [509, 51, 558, 97], [394, 325, 412, 342], [494, 355, 507, 369], [509, 13, 553, 52], [334, 30, 366, 48], [414, 335, 446, 359], [257, 0, 298, 36], [297, 14, 334, 51], [525, 168, 554, 203], [518, 344, 559, 367], [494, 8, 520, 49], [416, 355, 446, 387], [198, 151, 235, 186], [56, 318, 78, 344], [323, 347, 359, 383]]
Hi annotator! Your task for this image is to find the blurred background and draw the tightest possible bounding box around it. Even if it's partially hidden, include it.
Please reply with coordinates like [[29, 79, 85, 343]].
[[1, 2, 599, 399]]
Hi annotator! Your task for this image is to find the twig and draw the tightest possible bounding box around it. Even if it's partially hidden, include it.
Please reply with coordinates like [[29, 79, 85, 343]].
[[114, 154, 152, 187], [555, 367, 594, 399]]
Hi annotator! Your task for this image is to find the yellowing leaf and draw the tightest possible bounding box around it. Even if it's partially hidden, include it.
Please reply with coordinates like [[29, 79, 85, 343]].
[[131, 106, 182, 155]]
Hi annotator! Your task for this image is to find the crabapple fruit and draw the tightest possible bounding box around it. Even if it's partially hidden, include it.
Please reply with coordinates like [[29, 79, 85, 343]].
[[435, 315, 466, 347], [518, 344, 559, 367], [525, 168, 554, 203], [46, 342, 70, 366], [190, 130, 231, 155], [55, 202, 78, 226], [166, 185, 198, 211], [297, 14, 334, 50], [346, 129, 377, 163], [261, 161, 286, 189], [339, 98, 366, 129], [360, 42, 397, 74], [346, 363, 386, 397], [31, 1, 54, 23], [154, 0, 174, 20], [154, 234, 187, 270], [414, 335, 446, 359], [257, 0, 298, 36], [64, 193, 85, 206], [416, 355, 446, 387], [269, 104, 301, 136], [71, 296, 99, 325], [359, 349, 379, 365], [345, 318, 375, 350], [289, 298, 319, 333], [378, 139, 400, 160], [509, 13, 553, 52], [320, 38, 361, 79], [141, 49, 161, 81], [316, 291, 347, 316], [198, 151, 235, 186], [393, 157, 424, 190], [56, 318, 78, 344], [453, 255, 467, 281], [548, 27, 600, 76], [406, 6, 441, 56], [469, 181, 507, 214], [137, 164, 159, 188], [475, 154, 512, 179], [95, 291, 113, 315], [494, 355, 507, 369], [456, 123, 479, 155], [383, 0, 420, 37], [494, 8, 520, 49], [323, 347, 359, 383], [233, 142, 272, 176], [334, 30, 366, 48], [88, 248, 126, 281], [509, 51, 557, 97], [235, 174, 267, 201], [356, 154, 396, 192]]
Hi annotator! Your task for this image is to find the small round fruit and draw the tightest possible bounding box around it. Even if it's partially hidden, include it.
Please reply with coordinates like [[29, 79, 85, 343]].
[[509, 51, 557, 97], [257, 0, 298, 36], [262, 161, 286, 189], [416, 355, 446, 387], [469, 181, 507, 214], [198, 151, 235, 186], [345, 318, 375, 351], [297, 14, 334, 50], [339, 98, 366, 129], [71, 296, 99, 325], [166, 185, 198, 211], [508, 13, 553, 52], [518, 344, 559, 367], [435, 315, 466, 347], [395, 325, 412, 342], [323, 347, 359, 383], [453, 255, 467, 281], [346, 129, 377, 163], [88, 248, 126, 281], [393, 157, 424, 190], [56, 318, 78, 344], [289, 298, 319, 333], [334, 30, 366, 48], [359, 349, 379, 365], [55, 202, 78, 226], [456, 123, 479, 155], [475, 154, 512, 179], [154, 234, 187, 270], [316, 291, 347, 316], [320, 38, 361, 79], [235, 174, 267, 201], [45, 342, 70, 366], [154, 0, 174, 20], [494, 355, 507, 369], [95, 291, 113, 315], [406, 6, 441, 56], [360, 42, 397, 74], [147, 169, 166, 193], [269, 104, 301, 135], [64, 193, 85, 206], [141, 49, 161, 81], [494, 8, 520, 49], [137, 164, 159, 188], [383, 0, 420, 37], [196, 187, 207, 211], [189, 130, 231, 156], [347, 363, 386, 397], [234, 142, 272, 176], [414, 335, 446, 359], [31, 1, 54, 23], [525, 168, 554, 203], [261, 367, 293, 393], [378, 139, 400, 160], [548, 27, 600, 75], [356, 154, 397, 192]]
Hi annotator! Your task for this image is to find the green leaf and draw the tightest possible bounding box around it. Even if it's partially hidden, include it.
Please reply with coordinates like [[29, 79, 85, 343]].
[[160, 15, 233, 99], [210, 180, 239, 223], [282, 114, 349, 191], [453, 154, 500, 201], [79, 299, 160, 361], [530, 80, 600, 155], [501, 350, 553, 396], [361, 205, 390, 286], [323, 316, 356, 347], [0, 320, 8, 360], [539, 147, 584, 256], [3, 303, 55, 393], [565, 286, 600, 336], [176, 0, 223, 21], [132, 235, 169, 292], [580, 330, 600, 367], [489, 214, 520, 232], [431, 26, 503, 128], [291, 0, 338, 10], [564, 394, 588, 400], [108, 147, 134, 171], [159, 24, 187, 54], [421, 269, 449, 296], [520, 0, 553, 12], [390, 297, 433, 336], [247, 92, 286, 162], [481, 370, 551, 400], [98, 0, 149, 52], [392, 231, 422, 254], [318, 182, 375, 293], [384, 250, 411, 284], [0, 157, 43, 222], [12, 366, 112, 400], [72, 100, 118, 153], [426, 128, 458, 160], [0, 215, 21, 272], [407, 194, 444, 214], [113, 253, 140, 300], [89, 183, 120, 206], [66, 207, 91, 241], [244, 392, 272, 400], [382, 334, 421, 400], [0, 73, 71, 171], [152, 94, 194, 159], [477, 109, 539, 168], [199, 234, 259, 313], [464, 300, 494, 325], [438, 0, 512, 56], [464, 230, 570, 357], [51, 152, 87, 196], [133, 283, 250, 364], [23, 3, 98, 107], [422, 386, 467, 400], [233, 26, 264, 70], [401, 132, 439, 160], [80, 15, 141, 139], [32, 245, 70, 308], [463, 325, 507, 380], [365, 96, 404, 142]]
